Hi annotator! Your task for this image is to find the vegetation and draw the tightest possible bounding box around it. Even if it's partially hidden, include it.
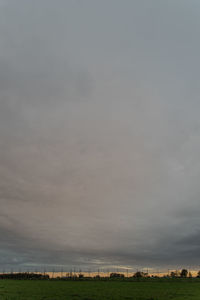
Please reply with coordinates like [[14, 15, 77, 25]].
[[0, 273, 49, 280], [1, 278, 200, 299], [180, 269, 188, 278]]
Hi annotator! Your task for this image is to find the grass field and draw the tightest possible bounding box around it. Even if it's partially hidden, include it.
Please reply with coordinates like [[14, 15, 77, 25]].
[[1, 279, 200, 300]]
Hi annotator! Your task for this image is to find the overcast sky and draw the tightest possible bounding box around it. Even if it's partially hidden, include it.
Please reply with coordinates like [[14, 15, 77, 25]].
[[1, 0, 200, 271]]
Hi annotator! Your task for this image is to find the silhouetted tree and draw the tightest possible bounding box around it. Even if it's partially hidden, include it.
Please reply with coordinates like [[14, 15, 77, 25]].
[[133, 271, 147, 278], [0, 273, 49, 280], [170, 271, 179, 278], [197, 271, 200, 278], [110, 273, 125, 278], [180, 269, 188, 278], [170, 271, 176, 278]]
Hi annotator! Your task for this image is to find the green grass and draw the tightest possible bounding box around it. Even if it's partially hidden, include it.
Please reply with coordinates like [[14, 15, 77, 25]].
[[0, 279, 200, 300]]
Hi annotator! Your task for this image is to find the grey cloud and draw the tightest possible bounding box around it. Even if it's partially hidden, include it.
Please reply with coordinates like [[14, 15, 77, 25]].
[[1, 0, 200, 271]]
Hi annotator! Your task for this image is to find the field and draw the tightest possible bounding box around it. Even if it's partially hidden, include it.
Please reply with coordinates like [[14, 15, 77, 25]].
[[1, 279, 200, 300]]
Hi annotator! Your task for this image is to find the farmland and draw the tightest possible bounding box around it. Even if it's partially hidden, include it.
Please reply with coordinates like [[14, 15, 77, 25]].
[[1, 279, 200, 300]]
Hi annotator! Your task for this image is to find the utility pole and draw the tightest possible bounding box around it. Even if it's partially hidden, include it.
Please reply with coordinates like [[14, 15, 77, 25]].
[[61, 267, 63, 278]]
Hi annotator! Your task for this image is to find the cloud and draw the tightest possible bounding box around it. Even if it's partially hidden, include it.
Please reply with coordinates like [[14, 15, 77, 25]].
[[1, 0, 200, 271]]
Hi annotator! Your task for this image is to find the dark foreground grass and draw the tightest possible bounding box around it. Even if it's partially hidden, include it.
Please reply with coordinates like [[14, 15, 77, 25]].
[[0, 279, 200, 300]]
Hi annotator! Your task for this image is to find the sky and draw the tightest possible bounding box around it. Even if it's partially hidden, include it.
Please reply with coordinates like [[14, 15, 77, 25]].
[[1, 0, 200, 272]]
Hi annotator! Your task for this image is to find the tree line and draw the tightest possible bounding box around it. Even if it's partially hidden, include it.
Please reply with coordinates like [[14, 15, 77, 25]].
[[0, 269, 200, 280]]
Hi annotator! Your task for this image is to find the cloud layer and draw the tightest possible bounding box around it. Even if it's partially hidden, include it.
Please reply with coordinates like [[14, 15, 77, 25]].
[[1, 0, 200, 271]]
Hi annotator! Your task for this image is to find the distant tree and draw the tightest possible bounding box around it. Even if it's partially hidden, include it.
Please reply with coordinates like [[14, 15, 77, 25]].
[[110, 273, 125, 279], [170, 271, 176, 278], [133, 271, 146, 278], [180, 269, 188, 278], [188, 272, 192, 278], [197, 271, 200, 278], [170, 271, 179, 278], [0, 272, 49, 280]]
